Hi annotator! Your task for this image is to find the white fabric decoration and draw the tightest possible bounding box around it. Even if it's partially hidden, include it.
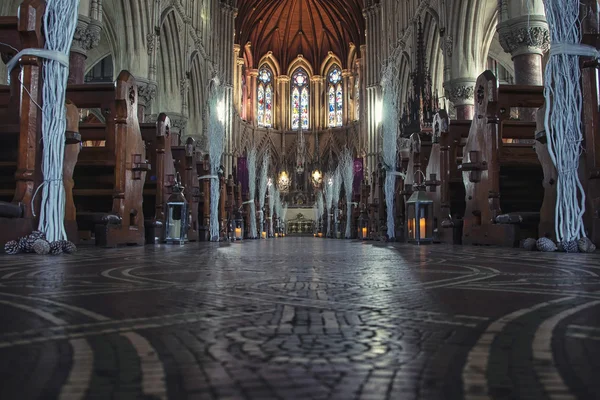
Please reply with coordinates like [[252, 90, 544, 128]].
[[247, 147, 258, 238], [339, 148, 355, 238], [543, 0, 590, 243]]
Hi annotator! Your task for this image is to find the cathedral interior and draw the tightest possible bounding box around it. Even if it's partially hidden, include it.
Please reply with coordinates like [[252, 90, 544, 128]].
[[1, 0, 600, 398]]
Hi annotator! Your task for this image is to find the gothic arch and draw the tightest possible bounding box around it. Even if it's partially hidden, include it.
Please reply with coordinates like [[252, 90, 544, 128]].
[[287, 56, 314, 77], [320, 53, 344, 76], [422, 9, 444, 97], [188, 52, 205, 137], [156, 10, 185, 113], [257, 52, 282, 77]]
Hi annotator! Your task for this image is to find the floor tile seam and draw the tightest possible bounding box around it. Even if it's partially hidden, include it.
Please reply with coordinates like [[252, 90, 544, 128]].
[[451, 285, 600, 300]]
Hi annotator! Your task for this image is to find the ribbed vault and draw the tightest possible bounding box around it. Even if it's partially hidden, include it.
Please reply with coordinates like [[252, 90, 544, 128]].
[[236, 0, 365, 70]]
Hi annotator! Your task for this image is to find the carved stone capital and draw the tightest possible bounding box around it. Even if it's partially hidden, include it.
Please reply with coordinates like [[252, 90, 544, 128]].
[[137, 78, 158, 107], [443, 78, 476, 106], [497, 15, 550, 57], [180, 77, 190, 96], [71, 16, 102, 55], [167, 112, 188, 135], [441, 34, 453, 58]]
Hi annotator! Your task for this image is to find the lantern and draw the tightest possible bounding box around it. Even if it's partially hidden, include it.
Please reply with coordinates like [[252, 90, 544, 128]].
[[406, 185, 434, 244], [165, 174, 189, 244], [358, 206, 369, 240], [234, 208, 244, 240]]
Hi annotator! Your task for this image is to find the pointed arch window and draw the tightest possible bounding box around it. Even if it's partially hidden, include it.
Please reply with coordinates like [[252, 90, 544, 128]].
[[257, 66, 273, 127], [291, 68, 309, 130], [327, 66, 343, 127]]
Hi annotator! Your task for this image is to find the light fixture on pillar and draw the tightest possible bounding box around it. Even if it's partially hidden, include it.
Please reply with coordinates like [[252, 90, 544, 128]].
[[217, 98, 226, 123], [234, 207, 244, 240], [165, 173, 189, 244], [358, 205, 369, 240], [406, 179, 434, 245], [278, 170, 290, 193], [311, 169, 322, 188]]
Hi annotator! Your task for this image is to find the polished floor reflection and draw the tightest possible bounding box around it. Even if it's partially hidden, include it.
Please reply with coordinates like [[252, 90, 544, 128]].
[[0, 238, 599, 399]]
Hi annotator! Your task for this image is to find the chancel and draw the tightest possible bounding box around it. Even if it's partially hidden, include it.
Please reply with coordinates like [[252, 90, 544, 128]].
[[1, 0, 600, 398]]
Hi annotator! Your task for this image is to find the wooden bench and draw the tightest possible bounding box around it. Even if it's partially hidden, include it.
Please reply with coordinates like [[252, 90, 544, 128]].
[[0, 0, 44, 248], [461, 71, 545, 246], [67, 70, 150, 247], [140, 113, 176, 243], [425, 111, 470, 243], [171, 137, 200, 242]]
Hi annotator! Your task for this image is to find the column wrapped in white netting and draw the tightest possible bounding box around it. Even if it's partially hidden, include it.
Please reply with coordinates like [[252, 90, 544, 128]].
[[207, 78, 225, 242], [257, 152, 270, 237], [248, 147, 258, 239], [543, 0, 597, 248], [339, 148, 354, 238], [37, 0, 78, 242]]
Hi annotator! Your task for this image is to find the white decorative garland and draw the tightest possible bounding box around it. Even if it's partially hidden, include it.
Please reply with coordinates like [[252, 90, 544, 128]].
[[543, 0, 593, 243], [247, 147, 258, 238], [36, 0, 78, 242], [381, 56, 402, 239], [207, 78, 225, 242], [339, 149, 355, 238], [324, 172, 333, 237], [331, 167, 342, 236], [268, 178, 275, 236], [258, 152, 270, 237]]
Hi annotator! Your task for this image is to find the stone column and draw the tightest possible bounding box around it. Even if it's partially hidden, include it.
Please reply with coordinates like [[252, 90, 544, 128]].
[[497, 2, 549, 86], [363, 2, 382, 181], [444, 78, 475, 120], [277, 75, 290, 131], [342, 69, 352, 126], [311, 75, 324, 130], [68, 16, 102, 84], [247, 69, 259, 125], [137, 78, 158, 123]]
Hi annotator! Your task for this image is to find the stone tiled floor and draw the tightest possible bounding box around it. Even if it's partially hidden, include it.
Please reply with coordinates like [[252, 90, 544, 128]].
[[1, 238, 600, 399]]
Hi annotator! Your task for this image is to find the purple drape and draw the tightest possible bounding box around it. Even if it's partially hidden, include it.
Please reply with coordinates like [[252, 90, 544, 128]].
[[353, 158, 363, 196], [237, 157, 249, 195]]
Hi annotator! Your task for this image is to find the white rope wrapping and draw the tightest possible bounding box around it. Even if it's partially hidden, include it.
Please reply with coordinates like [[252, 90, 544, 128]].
[[381, 57, 401, 240], [35, 0, 78, 242], [199, 175, 218, 180], [257, 152, 269, 237], [6, 49, 69, 79], [207, 80, 225, 242], [248, 147, 258, 238], [268, 179, 275, 236], [323, 172, 333, 237], [331, 167, 342, 237], [340, 148, 354, 239], [316, 191, 324, 233], [543, 0, 588, 243], [273, 188, 283, 231]]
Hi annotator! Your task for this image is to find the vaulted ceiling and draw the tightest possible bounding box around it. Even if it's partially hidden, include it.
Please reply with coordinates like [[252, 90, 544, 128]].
[[236, 0, 365, 72]]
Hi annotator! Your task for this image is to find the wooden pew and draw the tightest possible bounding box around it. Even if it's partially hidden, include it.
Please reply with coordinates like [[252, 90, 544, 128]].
[[67, 70, 150, 247], [172, 137, 200, 242], [425, 111, 470, 244], [534, 104, 558, 241], [461, 71, 545, 247], [140, 113, 175, 243], [0, 0, 44, 247]]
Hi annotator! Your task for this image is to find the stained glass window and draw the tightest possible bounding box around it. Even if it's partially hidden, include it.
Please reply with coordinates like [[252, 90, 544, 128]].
[[327, 66, 343, 127], [257, 66, 273, 127], [292, 68, 309, 130], [265, 85, 272, 127], [328, 86, 336, 127]]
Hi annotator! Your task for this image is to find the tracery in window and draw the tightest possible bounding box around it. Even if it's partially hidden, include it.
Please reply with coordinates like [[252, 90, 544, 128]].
[[257, 66, 273, 127], [327, 66, 343, 127], [292, 68, 309, 130]]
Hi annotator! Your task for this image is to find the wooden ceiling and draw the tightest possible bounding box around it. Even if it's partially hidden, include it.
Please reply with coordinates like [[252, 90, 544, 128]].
[[236, 0, 365, 72]]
